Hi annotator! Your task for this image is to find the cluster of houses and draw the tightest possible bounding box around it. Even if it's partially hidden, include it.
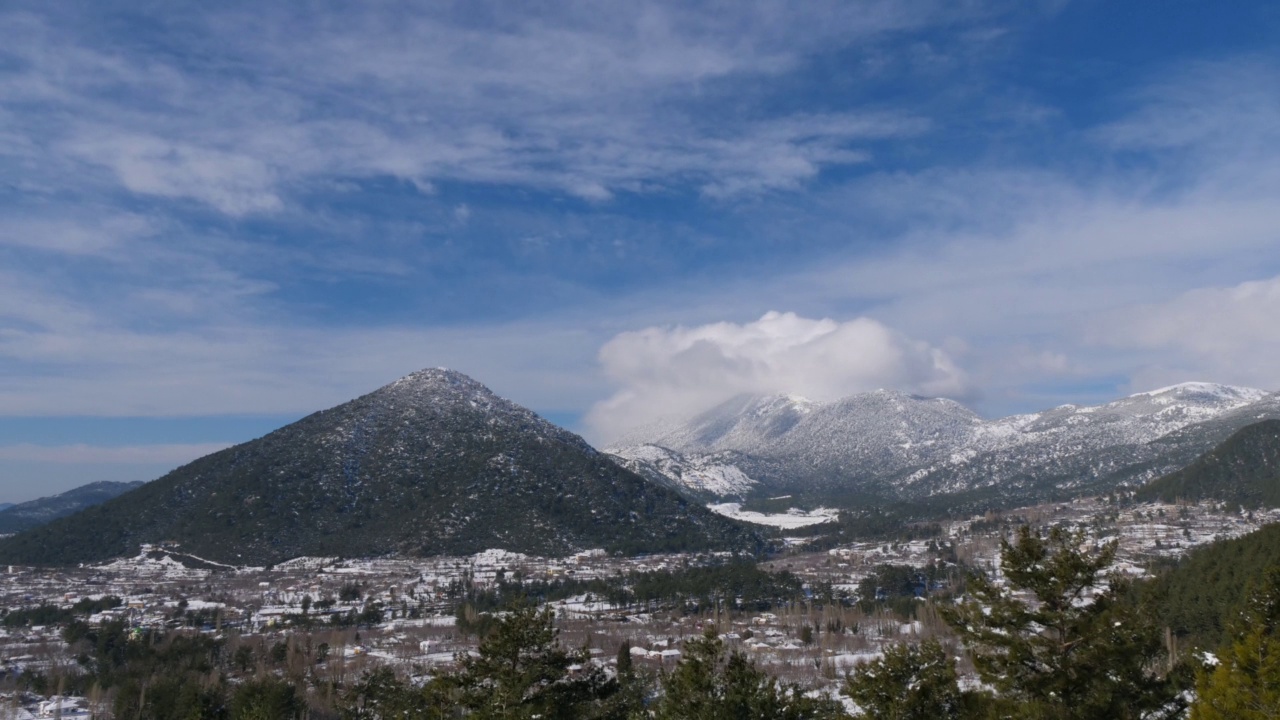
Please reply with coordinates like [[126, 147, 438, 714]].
[[0, 498, 1274, 714]]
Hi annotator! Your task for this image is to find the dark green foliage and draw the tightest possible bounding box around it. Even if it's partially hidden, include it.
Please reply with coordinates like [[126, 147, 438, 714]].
[[1190, 567, 1280, 719], [843, 639, 974, 720], [339, 667, 435, 719], [629, 561, 805, 611], [1139, 420, 1280, 507], [0, 370, 761, 565], [617, 639, 633, 675], [3, 595, 121, 627], [455, 601, 500, 639], [1144, 522, 1280, 648], [451, 603, 621, 718], [652, 629, 844, 720], [113, 674, 229, 720], [230, 676, 304, 720], [942, 526, 1181, 720], [51, 622, 235, 720], [338, 603, 628, 719]]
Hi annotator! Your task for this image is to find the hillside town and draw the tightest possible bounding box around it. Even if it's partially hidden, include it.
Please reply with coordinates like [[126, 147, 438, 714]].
[[2, 497, 1272, 718]]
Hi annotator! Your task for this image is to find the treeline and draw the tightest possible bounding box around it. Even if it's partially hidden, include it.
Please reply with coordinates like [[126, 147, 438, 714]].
[[1142, 521, 1280, 649], [2, 595, 122, 627], [1137, 419, 1280, 508], [20, 621, 312, 719]]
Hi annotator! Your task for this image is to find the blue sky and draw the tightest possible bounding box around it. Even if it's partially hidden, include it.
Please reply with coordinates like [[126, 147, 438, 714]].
[[2, 1, 1279, 501]]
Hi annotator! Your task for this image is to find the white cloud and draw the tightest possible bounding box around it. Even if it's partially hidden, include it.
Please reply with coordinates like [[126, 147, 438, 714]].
[[1094, 276, 1280, 393], [65, 133, 282, 216], [586, 311, 968, 442]]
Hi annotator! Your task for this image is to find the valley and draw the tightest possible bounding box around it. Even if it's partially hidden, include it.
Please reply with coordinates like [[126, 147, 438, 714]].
[[1, 495, 1272, 716]]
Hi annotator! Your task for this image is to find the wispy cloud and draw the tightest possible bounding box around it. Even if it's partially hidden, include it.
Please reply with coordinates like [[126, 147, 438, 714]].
[[0, 442, 231, 465], [0, 2, 964, 212]]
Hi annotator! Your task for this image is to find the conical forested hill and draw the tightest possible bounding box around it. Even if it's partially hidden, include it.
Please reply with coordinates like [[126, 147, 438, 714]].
[[1137, 419, 1280, 507], [0, 369, 761, 566]]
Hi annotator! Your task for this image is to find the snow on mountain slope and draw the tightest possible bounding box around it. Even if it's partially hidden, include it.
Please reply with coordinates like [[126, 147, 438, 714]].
[[609, 445, 759, 497], [607, 382, 1278, 504]]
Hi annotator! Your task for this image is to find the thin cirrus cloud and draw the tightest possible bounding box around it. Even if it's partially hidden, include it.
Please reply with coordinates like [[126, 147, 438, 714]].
[[586, 311, 969, 443], [0, 2, 942, 213], [0, 442, 231, 465]]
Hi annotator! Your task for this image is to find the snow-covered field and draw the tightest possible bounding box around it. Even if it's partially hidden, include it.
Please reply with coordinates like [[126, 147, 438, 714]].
[[706, 503, 838, 528]]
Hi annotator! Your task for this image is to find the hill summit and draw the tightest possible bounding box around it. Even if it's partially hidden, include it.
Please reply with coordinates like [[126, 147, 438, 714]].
[[0, 369, 760, 566]]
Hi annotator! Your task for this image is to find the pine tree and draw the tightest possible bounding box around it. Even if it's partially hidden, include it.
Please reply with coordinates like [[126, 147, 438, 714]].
[[1190, 567, 1280, 719], [843, 638, 971, 719], [653, 628, 844, 720], [340, 667, 428, 720], [617, 639, 634, 675], [452, 603, 619, 719], [231, 676, 304, 720], [941, 526, 1180, 720]]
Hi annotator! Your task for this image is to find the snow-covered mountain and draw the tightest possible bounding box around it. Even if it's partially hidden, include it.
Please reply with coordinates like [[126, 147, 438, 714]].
[[607, 382, 1280, 508]]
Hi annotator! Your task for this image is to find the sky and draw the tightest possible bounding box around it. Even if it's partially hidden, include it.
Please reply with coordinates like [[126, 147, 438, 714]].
[[2, 1, 1279, 501]]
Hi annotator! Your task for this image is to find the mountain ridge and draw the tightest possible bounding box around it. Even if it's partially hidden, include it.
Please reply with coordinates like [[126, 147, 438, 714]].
[[0, 369, 762, 566], [0, 481, 144, 534], [608, 382, 1279, 507]]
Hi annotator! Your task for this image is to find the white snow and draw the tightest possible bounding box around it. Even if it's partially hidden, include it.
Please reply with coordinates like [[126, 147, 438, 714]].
[[1131, 381, 1268, 401], [706, 503, 838, 528], [613, 380, 1277, 501]]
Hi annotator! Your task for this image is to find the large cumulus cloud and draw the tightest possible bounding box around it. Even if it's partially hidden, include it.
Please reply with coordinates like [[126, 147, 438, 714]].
[[587, 311, 968, 443]]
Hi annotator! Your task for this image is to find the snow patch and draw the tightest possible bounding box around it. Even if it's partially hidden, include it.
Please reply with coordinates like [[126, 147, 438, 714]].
[[706, 503, 837, 528]]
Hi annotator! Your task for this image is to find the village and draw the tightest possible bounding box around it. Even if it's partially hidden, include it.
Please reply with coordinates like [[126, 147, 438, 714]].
[[0, 497, 1275, 718]]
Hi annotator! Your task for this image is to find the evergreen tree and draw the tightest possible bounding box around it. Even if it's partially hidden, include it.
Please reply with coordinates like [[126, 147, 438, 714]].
[[1190, 567, 1280, 719], [340, 667, 434, 720], [942, 526, 1181, 720], [617, 639, 633, 675], [230, 676, 304, 720], [452, 603, 619, 719], [653, 628, 844, 720], [843, 638, 974, 719]]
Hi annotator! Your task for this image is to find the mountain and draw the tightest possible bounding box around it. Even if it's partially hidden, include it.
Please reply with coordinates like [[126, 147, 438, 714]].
[[0, 504, 12, 512], [0, 481, 144, 534], [1136, 419, 1280, 507], [0, 369, 761, 566], [609, 382, 1280, 509]]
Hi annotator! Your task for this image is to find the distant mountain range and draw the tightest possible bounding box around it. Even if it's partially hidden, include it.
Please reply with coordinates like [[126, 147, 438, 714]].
[[0, 369, 761, 566], [609, 383, 1280, 511], [0, 481, 144, 534]]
